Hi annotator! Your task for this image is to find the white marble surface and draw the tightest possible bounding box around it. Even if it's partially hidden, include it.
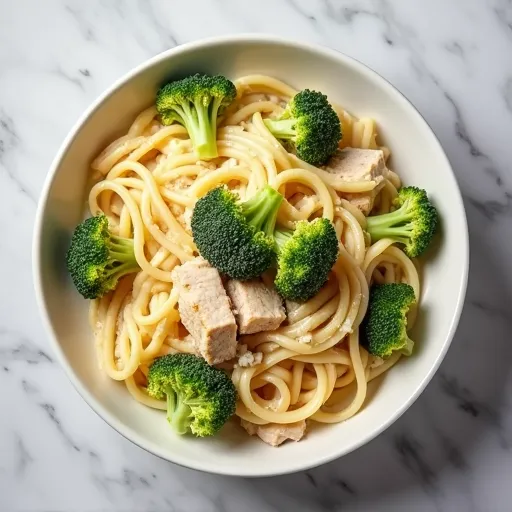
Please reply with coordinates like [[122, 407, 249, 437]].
[[1, 0, 512, 510]]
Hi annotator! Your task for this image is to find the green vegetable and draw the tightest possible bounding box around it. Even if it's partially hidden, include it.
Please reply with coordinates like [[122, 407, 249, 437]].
[[366, 186, 438, 258], [363, 283, 416, 358], [156, 73, 236, 159], [273, 218, 339, 302], [264, 89, 341, 166], [147, 353, 237, 437], [66, 214, 139, 299], [191, 185, 283, 280]]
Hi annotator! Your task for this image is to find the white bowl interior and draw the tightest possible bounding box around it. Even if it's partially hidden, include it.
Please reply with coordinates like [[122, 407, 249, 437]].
[[34, 37, 468, 476]]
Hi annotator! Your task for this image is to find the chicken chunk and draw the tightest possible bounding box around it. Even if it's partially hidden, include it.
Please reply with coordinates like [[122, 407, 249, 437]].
[[226, 279, 285, 334], [324, 148, 386, 182], [324, 148, 387, 215], [241, 420, 307, 447], [172, 258, 237, 364], [340, 187, 385, 215]]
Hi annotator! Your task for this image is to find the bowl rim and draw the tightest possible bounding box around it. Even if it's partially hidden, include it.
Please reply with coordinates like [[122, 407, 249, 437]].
[[32, 33, 469, 477]]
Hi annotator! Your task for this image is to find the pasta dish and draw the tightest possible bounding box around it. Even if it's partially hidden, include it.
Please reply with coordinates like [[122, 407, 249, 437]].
[[66, 73, 438, 446]]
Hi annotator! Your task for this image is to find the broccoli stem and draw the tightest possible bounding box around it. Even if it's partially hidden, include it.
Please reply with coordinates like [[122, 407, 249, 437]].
[[365, 224, 414, 244], [106, 236, 139, 275], [264, 119, 297, 139], [401, 335, 414, 356], [366, 205, 412, 229], [208, 96, 224, 138], [165, 386, 192, 435], [273, 229, 293, 252], [103, 261, 140, 282], [170, 103, 190, 132], [193, 98, 217, 158], [109, 235, 136, 255], [366, 204, 414, 242], [171, 100, 217, 159], [241, 186, 283, 237], [108, 250, 138, 262]]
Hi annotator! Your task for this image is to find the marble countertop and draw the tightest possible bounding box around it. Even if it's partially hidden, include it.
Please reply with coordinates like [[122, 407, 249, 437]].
[[2, 0, 512, 510]]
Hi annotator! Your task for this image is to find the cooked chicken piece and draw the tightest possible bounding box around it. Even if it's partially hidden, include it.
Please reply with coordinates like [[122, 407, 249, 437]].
[[324, 148, 387, 215], [340, 185, 386, 215], [172, 258, 237, 364], [226, 279, 285, 334], [324, 148, 386, 182], [241, 419, 307, 447]]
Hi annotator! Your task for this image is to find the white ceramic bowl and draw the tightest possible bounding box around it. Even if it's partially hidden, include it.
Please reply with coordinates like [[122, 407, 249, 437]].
[[33, 35, 469, 477]]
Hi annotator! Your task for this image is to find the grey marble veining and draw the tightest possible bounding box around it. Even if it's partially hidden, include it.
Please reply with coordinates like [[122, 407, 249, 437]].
[[1, 0, 512, 510]]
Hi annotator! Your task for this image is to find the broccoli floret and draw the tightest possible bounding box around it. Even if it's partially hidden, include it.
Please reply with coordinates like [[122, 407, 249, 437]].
[[366, 186, 438, 258], [264, 89, 341, 166], [273, 218, 339, 302], [363, 283, 416, 358], [66, 214, 139, 299], [191, 185, 283, 280], [156, 73, 236, 159], [147, 353, 237, 437]]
